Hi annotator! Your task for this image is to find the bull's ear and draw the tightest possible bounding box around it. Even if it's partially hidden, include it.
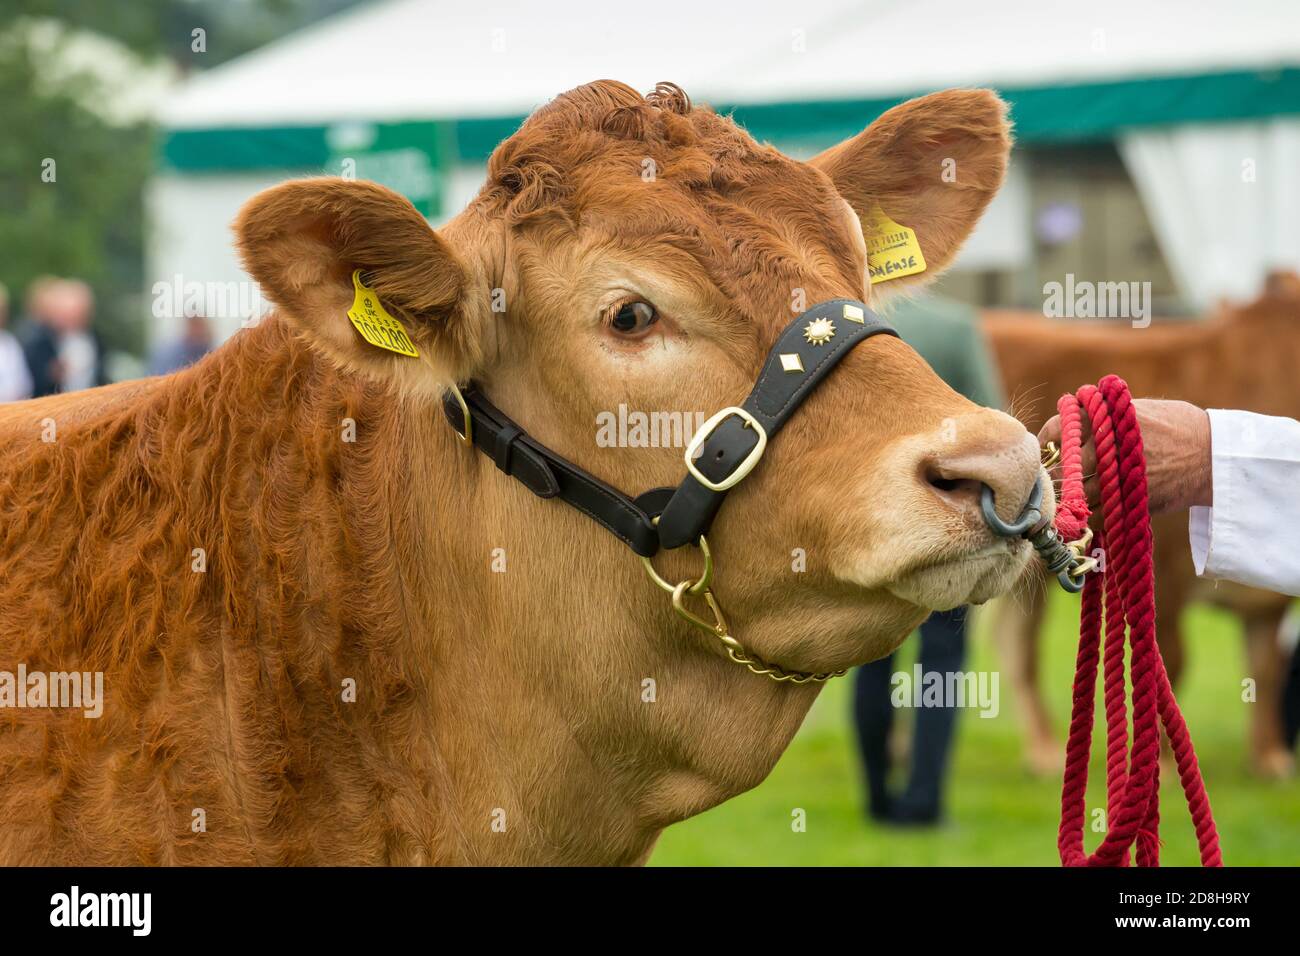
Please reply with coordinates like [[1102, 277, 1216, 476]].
[[234, 177, 483, 393], [810, 89, 1011, 297]]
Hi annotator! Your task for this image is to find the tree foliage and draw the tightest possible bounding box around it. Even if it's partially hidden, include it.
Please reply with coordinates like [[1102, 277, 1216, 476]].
[[0, 23, 153, 352], [0, 0, 364, 357]]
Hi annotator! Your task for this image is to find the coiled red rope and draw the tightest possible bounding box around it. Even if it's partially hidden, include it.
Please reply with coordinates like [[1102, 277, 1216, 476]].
[[1053, 375, 1222, 867]]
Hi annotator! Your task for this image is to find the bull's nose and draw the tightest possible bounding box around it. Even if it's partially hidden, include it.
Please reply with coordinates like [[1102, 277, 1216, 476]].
[[920, 415, 1041, 528]]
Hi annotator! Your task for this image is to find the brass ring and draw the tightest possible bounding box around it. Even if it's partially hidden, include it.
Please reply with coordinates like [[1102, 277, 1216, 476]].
[[640, 517, 712, 596]]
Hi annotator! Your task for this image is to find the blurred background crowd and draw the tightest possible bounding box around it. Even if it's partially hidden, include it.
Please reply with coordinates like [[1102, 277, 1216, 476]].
[[0, 276, 212, 401], [2, 0, 1297, 864]]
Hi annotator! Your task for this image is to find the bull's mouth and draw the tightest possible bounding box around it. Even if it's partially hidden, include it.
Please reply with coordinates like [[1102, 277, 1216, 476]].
[[886, 538, 1033, 611]]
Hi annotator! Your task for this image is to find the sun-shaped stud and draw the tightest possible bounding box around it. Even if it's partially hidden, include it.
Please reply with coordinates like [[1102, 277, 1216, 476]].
[[803, 317, 836, 346]]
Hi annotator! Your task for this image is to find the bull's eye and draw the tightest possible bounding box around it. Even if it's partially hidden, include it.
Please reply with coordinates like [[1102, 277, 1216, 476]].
[[608, 300, 658, 336]]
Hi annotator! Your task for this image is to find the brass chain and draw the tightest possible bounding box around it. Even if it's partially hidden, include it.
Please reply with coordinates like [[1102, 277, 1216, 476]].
[[641, 536, 844, 685], [670, 583, 847, 684]]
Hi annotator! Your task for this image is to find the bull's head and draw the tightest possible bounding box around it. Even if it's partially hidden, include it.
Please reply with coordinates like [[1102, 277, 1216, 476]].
[[234, 81, 1048, 848]]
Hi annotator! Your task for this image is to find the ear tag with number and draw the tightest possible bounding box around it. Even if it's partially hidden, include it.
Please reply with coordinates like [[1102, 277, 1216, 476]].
[[347, 270, 419, 357], [865, 205, 927, 285]]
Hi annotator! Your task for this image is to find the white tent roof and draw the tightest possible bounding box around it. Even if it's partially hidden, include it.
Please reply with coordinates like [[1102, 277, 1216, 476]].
[[159, 0, 1300, 129]]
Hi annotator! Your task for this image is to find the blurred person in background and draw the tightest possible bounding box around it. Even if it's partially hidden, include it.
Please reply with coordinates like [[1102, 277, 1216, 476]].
[[19, 278, 67, 397], [0, 283, 34, 403], [150, 311, 214, 375], [22, 278, 106, 396], [853, 295, 1006, 827], [15, 276, 61, 394], [17, 275, 60, 328]]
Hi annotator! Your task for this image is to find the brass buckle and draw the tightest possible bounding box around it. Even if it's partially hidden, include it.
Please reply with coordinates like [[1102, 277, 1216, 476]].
[[684, 406, 768, 492], [448, 383, 473, 447]]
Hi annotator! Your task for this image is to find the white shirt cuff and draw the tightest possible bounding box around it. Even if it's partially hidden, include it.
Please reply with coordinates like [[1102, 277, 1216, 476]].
[[1188, 408, 1300, 596]]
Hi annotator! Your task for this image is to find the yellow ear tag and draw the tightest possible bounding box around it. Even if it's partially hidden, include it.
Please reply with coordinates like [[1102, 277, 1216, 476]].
[[865, 205, 927, 285], [346, 270, 420, 357]]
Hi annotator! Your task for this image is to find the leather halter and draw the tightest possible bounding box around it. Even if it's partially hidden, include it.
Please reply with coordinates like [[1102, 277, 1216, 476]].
[[441, 298, 898, 558]]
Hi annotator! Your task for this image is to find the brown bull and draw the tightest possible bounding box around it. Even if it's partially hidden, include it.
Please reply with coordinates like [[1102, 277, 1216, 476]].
[[0, 81, 1048, 864], [985, 277, 1300, 777]]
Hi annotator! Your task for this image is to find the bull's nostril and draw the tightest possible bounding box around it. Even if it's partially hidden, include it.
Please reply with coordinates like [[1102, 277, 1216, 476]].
[[924, 466, 983, 503], [921, 421, 1042, 529]]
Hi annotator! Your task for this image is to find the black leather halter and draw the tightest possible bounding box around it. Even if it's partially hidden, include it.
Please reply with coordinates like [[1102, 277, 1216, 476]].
[[442, 298, 897, 557]]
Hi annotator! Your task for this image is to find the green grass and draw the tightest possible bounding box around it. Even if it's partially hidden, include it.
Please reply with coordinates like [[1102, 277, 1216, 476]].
[[651, 592, 1300, 866]]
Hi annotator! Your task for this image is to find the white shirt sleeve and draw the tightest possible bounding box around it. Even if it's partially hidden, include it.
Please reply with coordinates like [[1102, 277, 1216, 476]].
[[1188, 408, 1300, 596], [0, 332, 33, 403]]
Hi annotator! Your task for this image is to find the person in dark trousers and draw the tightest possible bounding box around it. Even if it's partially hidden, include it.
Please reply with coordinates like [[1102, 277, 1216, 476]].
[[852, 294, 1006, 826]]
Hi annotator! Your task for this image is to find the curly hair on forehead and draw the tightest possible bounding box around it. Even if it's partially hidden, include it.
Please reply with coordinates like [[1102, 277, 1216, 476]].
[[479, 80, 780, 224]]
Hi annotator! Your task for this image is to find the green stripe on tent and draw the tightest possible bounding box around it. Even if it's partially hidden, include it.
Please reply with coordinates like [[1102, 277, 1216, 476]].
[[161, 125, 332, 170], [727, 67, 1300, 151], [161, 68, 1300, 172], [160, 120, 448, 215]]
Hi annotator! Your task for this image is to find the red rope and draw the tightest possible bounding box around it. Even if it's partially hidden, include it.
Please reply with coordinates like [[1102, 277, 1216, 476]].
[[1055, 375, 1222, 867]]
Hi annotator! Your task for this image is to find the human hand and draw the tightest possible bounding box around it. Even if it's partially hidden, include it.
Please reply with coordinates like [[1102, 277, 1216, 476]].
[[1037, 399, 1212, 515]]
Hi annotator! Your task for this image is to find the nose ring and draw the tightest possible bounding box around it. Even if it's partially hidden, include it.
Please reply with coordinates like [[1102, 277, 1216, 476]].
[[980, 475, 1044, 538]]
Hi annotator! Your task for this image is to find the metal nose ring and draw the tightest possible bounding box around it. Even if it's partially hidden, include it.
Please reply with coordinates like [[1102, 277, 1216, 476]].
[[983, 475, 1093, 594], [980, 475, 1044, 538]]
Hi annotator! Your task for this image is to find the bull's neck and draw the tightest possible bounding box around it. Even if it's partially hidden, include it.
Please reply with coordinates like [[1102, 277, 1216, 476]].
[[410, 378, 824, 865]]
